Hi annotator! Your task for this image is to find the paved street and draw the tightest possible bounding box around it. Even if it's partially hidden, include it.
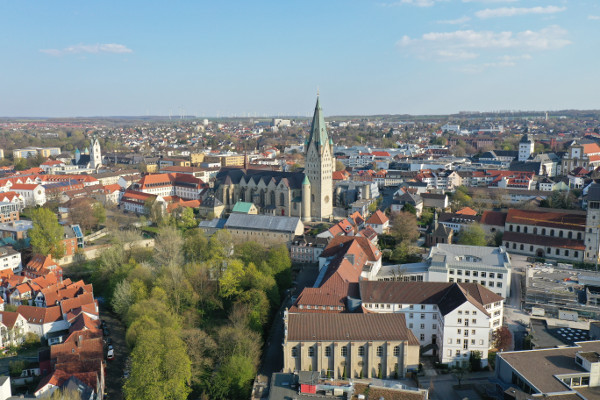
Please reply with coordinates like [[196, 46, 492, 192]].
[[421, 370, 493, 400]]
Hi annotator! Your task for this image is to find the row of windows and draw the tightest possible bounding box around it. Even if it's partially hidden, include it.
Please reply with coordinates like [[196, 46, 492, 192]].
[[449, 270, 503, 279], [407, 323, 438, 330], [457, 319, 477, 325], [449, 278, 502, 288], [508, 224, 582, 240], [506, 242, 579, 258], [365, 303, 436, 310], [449, 334, 481, 343], [292, 344, 401, 358], [408, 313, 437, 320]]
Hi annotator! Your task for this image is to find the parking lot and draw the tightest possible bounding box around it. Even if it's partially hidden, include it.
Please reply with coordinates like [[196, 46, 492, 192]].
[[101, 308, 129, 400]]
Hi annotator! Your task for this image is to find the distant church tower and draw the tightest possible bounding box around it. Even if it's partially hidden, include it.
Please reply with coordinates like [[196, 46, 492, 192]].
[[585, 183, 600, 264], [304, 96, 333, 221], [518, 134, 534, 162], [90, 137, 102, 169]]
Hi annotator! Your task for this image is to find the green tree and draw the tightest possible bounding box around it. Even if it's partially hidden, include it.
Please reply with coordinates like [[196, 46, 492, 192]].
[[183, 229, 209, 263], [457, 223, 487, 246], [176, 207, 197, 230], [93, 202, 106, 225], [29, 207, 65, 259], [112, 279, 148, 317], [219, 259, 245, 298], [124, 327, 192, 400]]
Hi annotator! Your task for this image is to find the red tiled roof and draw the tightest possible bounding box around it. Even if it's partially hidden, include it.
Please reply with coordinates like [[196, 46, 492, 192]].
[[0, 311, 20, 328], [17, 305, 62, 325], [480, 210, 507, 227], [506, 209, 586, 231], [582, 143, 600, 154], [366, 210, 388, 225], [456, 207, 478, 216]]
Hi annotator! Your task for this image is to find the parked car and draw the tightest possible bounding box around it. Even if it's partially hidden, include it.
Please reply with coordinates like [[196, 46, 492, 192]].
[[108, 345, 113, 351], [107, 349, 114, 361]]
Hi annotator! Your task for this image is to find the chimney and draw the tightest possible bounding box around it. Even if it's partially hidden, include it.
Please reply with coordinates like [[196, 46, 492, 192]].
[[78, 335, 83, 347]]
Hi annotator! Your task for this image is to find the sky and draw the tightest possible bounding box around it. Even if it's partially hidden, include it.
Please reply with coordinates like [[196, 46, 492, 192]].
[[1, 0, 599, 117]]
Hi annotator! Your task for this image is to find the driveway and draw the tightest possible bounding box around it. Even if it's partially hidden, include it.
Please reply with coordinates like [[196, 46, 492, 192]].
[[101, 308, 128, 400]]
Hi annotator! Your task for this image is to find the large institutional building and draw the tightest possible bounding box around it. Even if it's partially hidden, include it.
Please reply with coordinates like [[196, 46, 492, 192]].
[[214, 97, 334, 221]]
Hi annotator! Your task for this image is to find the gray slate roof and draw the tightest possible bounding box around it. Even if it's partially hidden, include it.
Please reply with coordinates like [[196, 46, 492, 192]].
[[225, 213, 300, 233]]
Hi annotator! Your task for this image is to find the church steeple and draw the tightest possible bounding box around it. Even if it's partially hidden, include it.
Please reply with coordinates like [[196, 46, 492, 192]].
[[307, 96, 329, 148]]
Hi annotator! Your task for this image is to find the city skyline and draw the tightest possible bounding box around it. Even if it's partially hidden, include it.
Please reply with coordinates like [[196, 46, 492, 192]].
[[2, 0, 599, 117]]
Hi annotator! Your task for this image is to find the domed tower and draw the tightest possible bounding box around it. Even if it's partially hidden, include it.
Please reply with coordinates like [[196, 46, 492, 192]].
[[304, 96, 333, 221], [301, 175, 311, 222], [519, 134, 534, 162]]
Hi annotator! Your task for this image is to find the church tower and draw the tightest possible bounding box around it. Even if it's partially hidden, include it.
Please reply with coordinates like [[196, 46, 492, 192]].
[[90, 137, 102, 169], [304, 96, 333, 221]]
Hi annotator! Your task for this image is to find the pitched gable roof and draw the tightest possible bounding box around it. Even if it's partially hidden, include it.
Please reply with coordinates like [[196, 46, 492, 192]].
[[366, 210, 388, 225]]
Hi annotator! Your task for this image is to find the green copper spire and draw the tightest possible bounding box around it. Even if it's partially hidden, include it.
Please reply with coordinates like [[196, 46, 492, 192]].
[[302, 175, 310, 185], [307, 96, 329, 147]]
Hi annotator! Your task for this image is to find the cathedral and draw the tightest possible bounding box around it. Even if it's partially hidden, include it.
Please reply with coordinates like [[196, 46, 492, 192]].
[[74, 137, 102, 170], [214, 96, 333, 221]]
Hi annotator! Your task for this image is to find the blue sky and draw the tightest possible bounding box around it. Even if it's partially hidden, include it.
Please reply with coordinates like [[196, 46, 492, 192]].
[[1, 0, 598, 117]]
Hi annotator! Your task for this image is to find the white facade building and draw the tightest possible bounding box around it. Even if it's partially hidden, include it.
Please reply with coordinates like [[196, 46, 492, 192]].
[[0, 246, 22, 274], [360, 281, 504, 368]]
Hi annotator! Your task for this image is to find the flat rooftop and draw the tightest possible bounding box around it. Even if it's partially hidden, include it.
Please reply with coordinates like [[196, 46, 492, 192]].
[[499, 341, 600, 394]]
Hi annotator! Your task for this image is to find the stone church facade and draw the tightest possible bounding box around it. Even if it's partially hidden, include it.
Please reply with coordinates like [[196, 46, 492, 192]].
[[214, 97, 334, 221]]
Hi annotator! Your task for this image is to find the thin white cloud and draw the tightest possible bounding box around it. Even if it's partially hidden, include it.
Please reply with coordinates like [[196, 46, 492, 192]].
[[463, 0, 517, 3], [40, 43, 133, 56], [476, 6, 566, 19], [381, 0, 446, 7], [589, 15, 600, 20], [397, 25, 570, 61], [437, 16, 471, 24]]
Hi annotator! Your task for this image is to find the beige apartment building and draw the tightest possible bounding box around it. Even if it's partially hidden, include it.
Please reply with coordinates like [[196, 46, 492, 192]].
[[283, 312, 419, 379]]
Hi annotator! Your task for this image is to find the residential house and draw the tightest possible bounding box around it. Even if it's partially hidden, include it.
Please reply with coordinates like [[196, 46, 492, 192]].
[[365, 210, 389, 235], [290, 236, 329, 264]]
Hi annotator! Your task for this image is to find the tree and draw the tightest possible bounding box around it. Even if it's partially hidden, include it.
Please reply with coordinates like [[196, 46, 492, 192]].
[[469, 350, 482, 371], [29, 207, 64, 259], [219, 259, 245, 298], [50, 388, 82, 400], [124, 327, 192, 400], [145, 199, 164, 225], [335, 160, 346, 171], [183, 229, 209, 263], [175, 207, 197, 230], [457, 223, 487, 246], [93, 202, 106, 225], [452, 364, 470, 388], [154, 225, 184, 267], [69, 198, 98, 231], [494, 326, 513, 351], [112, 279, 148, 317], [452, 187, 473, 210], [390, 211, 419, 244]]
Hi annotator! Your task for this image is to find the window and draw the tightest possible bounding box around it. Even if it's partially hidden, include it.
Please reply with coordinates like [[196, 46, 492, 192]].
[[449, 269, 455, 275], [433, 324, 437, 329], [421, 314, 425, 319], [457, 329, 461, 334], [448, 338, 452, 344], [377, 346, 384, 356], [457, 279, 462, 283], [409, 305, 414, 310], [449, 278, 454, 283], [420, 324, 425, 329], [292, 346, 299, 357], [472, 271, 478, 277], [497, 282, 502, 288], [409, 323, 413, 329], [465, 311, 469, 315], [308, 347, 314, 357], [341, 346, 348, 357], [448, 350, 452, 357], [471, 339, 475, 345], [472, 311, 477, 315], [325, 346, 331, 357], [489, 273, 495, 279], [463, 341, 468, 350], [489, 282, 494, 287], [393, 346, 400, 356], [497, 273, 503, 279], [457, 270, 463, 276], [420, 334, 425, 341], [358, 346, 365, 356], [409, 313, 414, 319], [472, 319, 477, 324], [458, 319, 462, 323], [433, 314, 437, 320], [456, 350, 461, 356]]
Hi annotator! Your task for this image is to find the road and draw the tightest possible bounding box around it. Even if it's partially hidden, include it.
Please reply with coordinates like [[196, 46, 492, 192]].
[[101, 308, 128, 400]]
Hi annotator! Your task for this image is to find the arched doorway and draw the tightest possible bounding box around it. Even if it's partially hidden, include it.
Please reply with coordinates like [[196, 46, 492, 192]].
[[536, 249, 544, 258]]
